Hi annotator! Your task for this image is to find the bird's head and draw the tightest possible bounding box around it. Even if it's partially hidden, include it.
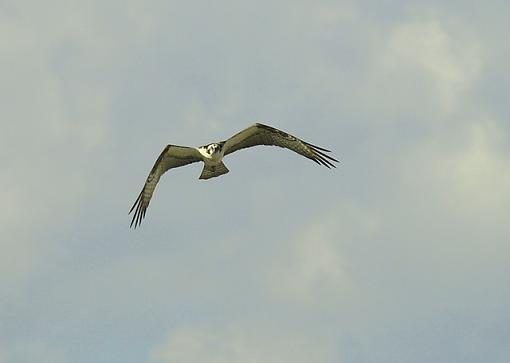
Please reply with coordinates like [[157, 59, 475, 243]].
[[206, 143, 221, 155]]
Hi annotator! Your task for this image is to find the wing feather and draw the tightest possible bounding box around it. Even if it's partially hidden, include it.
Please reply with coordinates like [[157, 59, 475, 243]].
[[129, 145, 202, 228], [223, 123, 339, 167]]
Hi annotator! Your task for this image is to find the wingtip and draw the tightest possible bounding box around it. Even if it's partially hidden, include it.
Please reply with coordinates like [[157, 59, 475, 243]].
[[129, 209, 139, 229], [306, 142, 332, 153], [129, 192, 141, 215], [129, 194, 147, 229], [308, 144, 339, 168]]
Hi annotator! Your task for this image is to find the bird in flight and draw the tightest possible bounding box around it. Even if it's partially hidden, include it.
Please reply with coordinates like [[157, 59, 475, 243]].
[[129, 123, 338, 228]]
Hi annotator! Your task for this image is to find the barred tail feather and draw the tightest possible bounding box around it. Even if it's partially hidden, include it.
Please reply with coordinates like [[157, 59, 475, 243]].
[[199, 162, 230, 180]]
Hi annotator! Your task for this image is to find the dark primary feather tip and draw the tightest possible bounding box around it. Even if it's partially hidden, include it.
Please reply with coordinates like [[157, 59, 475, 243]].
[[306, 143, 339, 168], [129, 194, 147, 229], [130, 216, 136, 228], [318, 157, 334, 168], [129, 193, 141, 214], [306, 142, 332, 153], [313, 148, 339, 163]]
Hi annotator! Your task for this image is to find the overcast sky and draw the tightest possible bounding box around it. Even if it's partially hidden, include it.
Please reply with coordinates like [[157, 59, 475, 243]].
[[1, 1, 509, 362]]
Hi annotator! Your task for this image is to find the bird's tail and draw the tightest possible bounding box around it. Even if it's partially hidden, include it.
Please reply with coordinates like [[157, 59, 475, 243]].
[[199, 162, 230, 180]]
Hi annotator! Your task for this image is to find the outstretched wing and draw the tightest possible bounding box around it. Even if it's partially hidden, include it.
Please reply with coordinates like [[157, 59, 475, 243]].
[[223, 123, 338, 168], [129, 145, 202, 228]]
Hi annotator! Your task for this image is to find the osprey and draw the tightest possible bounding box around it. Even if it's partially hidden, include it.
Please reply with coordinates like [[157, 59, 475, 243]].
[[129, 123, 338, 228]]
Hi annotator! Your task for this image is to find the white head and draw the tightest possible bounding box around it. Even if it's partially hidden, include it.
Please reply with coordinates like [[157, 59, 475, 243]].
[[206, 143, 221, 155]]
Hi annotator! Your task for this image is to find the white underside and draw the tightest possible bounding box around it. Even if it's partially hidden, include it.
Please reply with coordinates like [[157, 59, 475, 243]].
[[197, 146, 225, 165]]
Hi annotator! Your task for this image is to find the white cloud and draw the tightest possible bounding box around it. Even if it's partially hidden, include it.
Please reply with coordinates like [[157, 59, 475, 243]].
[[266, 216, 347, 301], [360, 19, 483, 118], [151, 323, 337, 363], [384, 21, 481, 90], [0, 2, 117, 292], [448, 120, 510, 213], [264, 204, 381, 304], [399, 116, 510, 218]]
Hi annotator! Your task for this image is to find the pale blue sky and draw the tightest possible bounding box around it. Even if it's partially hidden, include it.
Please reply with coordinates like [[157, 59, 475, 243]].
[[1, 1, 509, 362]]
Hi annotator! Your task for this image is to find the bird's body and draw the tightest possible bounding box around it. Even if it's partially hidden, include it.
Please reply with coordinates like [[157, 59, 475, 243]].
[[197, 142, 224, 162], [196, 142, 230, 179], [129, 123, 338, 228]]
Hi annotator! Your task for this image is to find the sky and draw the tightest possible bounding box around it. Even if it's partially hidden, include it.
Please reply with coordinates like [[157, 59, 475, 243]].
[[1, 1, 509, 362]]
